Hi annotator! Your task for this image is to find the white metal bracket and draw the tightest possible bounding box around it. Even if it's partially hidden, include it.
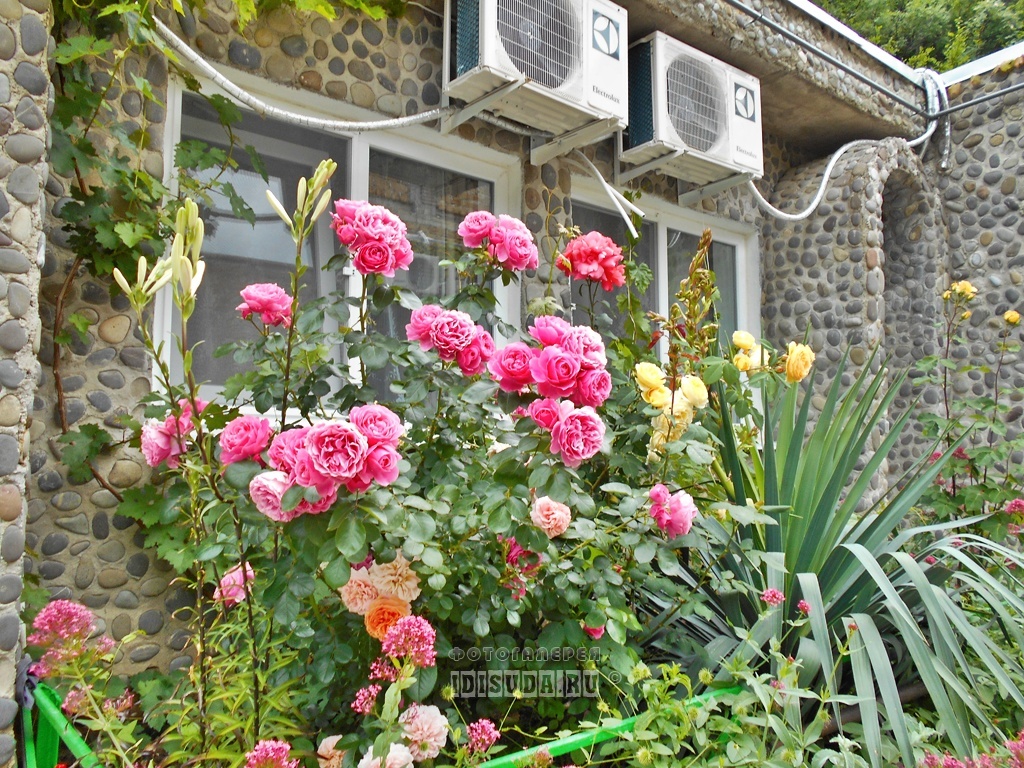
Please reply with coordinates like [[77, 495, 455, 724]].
[[677, 172, 756, 207], [529, 117, 621, 166], [439, 77, 527, 134], [614, 149, 685, 186]]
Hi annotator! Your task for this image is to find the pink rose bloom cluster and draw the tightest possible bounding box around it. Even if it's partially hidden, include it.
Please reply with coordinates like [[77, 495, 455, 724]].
[[649, 484, 697, 538], [381, 615, 437, 668], [214, 562, 255, 608], [219, 415, 272, 465], [141, 398, 206, 469], [491, 316, 612, 408], [331, 199, 414, 278], [249, 405, 403, 522], [501, 536, 540, 599], [238, 283, 293, 327], [457, 211, 539, 271], [245, 739, 299, 768], [406, 305, 495, 376], [531, 496, 572, 538], [557, 231, 625, 291]]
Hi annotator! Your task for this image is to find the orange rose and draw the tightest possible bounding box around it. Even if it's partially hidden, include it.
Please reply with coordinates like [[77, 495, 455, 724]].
[[364, 595, 411, 640]]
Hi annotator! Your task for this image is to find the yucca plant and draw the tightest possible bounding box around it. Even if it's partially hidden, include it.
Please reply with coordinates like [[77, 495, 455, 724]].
[[642, 354, 1024, 768]]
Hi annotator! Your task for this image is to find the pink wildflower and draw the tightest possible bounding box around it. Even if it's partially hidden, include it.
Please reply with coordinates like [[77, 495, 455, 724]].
[[369, 657, 398, 682], [245, 740, 299, 768], [351, 684, 382, 715], [1007, 499, 1024, 516], [760, 588, 785, 607], [953, 446, 969, 461], [797, 600, 811, 615], [61, 686, 91, 716], [924, 555, 938, 565], [29, 600, 95, 648], [381, 616, 437, 667], [467, 719, 500, 754], [770, 679, 785, 690]]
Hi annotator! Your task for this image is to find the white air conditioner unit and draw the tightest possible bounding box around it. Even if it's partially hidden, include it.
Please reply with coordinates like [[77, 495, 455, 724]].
[[622, 32, 763, 186], [443, 0, 629, 137]]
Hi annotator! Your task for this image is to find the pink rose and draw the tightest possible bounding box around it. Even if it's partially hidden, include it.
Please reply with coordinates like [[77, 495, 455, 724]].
[[406, 305, 445, 349], [353, 241, 398, 277], [361, 444, 401, 487], [237, 283, 293, 327], [294, 483, 339, 516], [649, 484, 669, 505], [214, 562, 255, 607], [306, 421, 369, 481], [527, 398, 562, 431], [531, 496, 572, 537], [582, 624, 605, 640], [292, 450, 340, 498], [429, 310, 476, 361], [488, 215, 539, 271], [350, 404, 404, 448], [529, 315, 571, 347], [561, 326, 607, 370], [559, 231, 625, 291], [458, 211, 497, 248], [249, 471, 299, 523], [141, 418, 187, 469], [400, 704, 449, 761], [268, 427, 309, 474], [456, 327, 495, 376], [488, 343, 537, 392], [219, 415, 272, 465], [550, 405, 605, 468], [530, 346, 582, 399], [664, 491, 697, 537], [573, 368, 612, 408]]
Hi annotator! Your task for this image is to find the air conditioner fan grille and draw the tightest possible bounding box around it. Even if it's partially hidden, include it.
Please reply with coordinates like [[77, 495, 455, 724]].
[[666, 54, 724, 153], [496, 0, 579, 90]]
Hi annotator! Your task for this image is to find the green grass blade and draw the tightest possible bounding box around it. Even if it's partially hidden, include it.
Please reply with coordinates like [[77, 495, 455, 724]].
[[847, 615, 882, 768], [797, 573, 842, 724], [855, 617, 916, 767]]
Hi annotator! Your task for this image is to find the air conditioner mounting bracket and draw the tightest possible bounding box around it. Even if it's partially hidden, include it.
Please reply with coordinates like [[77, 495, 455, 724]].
[[677, 172, 755, 207], [439, 76, 528, 134], [529, 117, 621, 166], [614, 148, 686, 185]]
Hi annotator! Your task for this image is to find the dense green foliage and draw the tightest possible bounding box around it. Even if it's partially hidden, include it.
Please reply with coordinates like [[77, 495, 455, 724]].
[[817, 0, 1023, 70]]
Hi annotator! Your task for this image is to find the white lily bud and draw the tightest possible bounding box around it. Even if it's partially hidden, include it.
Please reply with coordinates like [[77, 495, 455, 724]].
[[190, 260, 206, 297], [143, 262, 173, 297], [136, 255, 147, 286], [190, 218, 205, 265], [175, 205, 188, 235], [112, 267, 133, 297], [169, 234, 186, 285], [311, 189, 332, 223], [297, 177, 308, 211], [266, 189, 292, 226], [179, 257, 193, 298]]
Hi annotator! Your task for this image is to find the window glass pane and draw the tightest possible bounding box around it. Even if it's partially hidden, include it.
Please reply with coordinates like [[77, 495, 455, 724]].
[[569, 201, 657, 336], [179, 95, 349, 388], [366, 150, 494, 396], [666, 229, 738, 342]]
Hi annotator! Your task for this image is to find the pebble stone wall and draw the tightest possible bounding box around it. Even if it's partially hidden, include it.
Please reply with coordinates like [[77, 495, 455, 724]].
[[0, 0, 51, 762], [21, 0, 1022, 688], [926, 61, 1024, 436]]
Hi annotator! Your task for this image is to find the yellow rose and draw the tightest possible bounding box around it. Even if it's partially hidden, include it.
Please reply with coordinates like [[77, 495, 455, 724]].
[[678, 375, 709, 409], [733, 353, 752, 372], [785, 342, 815, 383], [732, 330, 756, 351], [654, 399, 695, 442], [643, 385, 672, 410], [634, 362, 666, 392], [1006, 310, 1021, 326], [748, 345, 766, 369], [647, 430, 667, 460], [961, 310, 971, 320], [950, 280, 978, 300]]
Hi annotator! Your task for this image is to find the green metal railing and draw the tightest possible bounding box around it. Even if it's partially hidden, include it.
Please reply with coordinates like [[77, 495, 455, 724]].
[[477, 687, 742, 768], [22, 683, 100, 768]]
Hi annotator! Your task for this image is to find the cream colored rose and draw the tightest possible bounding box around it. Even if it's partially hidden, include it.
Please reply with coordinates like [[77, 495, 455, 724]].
[[732, 330, 756, 351], [644, 385, 672, 409], [678, 375, 709, 409], [748, 345, 766, 368], [339, 570, 378, 615], [733, 353, 752, 372], [785, 342, 815, 383], [368, 553, 421, 603], [634, 362, 666, 391], [654, 399, 694, 442], [317, 735, 346, 768]]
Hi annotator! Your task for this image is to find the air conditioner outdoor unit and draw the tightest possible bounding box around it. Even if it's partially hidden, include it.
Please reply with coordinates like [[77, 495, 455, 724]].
[[622, 32, 763, 186], [444, 0, 629, 137]]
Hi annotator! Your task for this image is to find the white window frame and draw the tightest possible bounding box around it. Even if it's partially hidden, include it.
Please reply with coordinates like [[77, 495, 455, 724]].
[[157, 67, 523, 392], [569, 176, 761, 346]]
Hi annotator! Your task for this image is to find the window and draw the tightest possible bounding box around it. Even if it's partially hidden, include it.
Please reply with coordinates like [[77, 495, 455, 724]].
[[164, 82, 519, 398], [569, 181, 758, 349]]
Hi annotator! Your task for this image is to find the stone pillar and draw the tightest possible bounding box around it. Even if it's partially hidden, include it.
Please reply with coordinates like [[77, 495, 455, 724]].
[[0, 0, 51, 763]]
